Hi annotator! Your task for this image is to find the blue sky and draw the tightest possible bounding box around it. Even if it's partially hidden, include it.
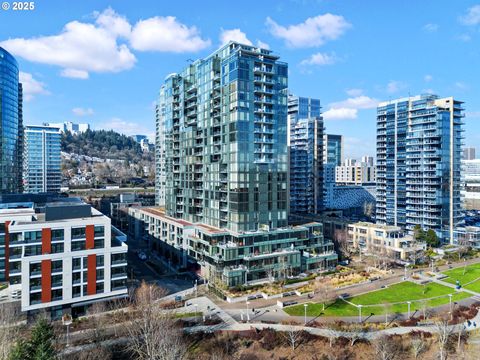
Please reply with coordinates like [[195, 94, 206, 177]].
[[1, 0, 479, 158]]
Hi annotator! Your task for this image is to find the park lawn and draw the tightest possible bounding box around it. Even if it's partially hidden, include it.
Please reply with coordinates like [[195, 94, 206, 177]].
[[442, 262, 480, 286], [284, 281, 470, 317]]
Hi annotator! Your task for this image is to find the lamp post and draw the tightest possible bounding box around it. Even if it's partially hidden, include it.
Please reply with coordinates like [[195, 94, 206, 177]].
[[404, 264, 408, 280], [62, 314, 72, 347], [304, 303, 308, 325], [195, 279, 198, 298], [246, 300, 250, 322], [449, 294, 453, 312], [194, 303, 198, 322], [245, 269, 249, 286], [407, 301, 411, 318], [358, 305, 363, 323]]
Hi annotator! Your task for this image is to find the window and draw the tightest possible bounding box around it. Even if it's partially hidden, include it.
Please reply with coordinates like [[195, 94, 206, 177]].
[[51, 289, 62, 301], [52, 274, 62, 287], [111, 266, 126, 278], [51, 229, 64, 241], [96, 255, 104, 267], [94, 238, 104, 249], [111, 278, 127, 291], [72, 257, 81, 270], [72, 286, 81, 298], [111, 253, 127, 265], [51, 243, 64, 254], [9, 232, 23, 243], [24, 231, 42, 243], [96, 269, 104, 280], [72, 272, 81, 285], [30, 292, 42, 305], [30, 277, 42, 291], [71, 227, 86, 239], [30, 262, 41, 276], [52, 260, 62, 273], [94, 226, 104, 237], [71, 240, 86, 251], [96, 282, 104, 294]]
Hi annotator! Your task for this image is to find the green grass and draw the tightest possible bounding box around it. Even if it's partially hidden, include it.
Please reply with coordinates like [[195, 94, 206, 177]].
[[284, 281, 470, 317], [442, 263, 480, 286]]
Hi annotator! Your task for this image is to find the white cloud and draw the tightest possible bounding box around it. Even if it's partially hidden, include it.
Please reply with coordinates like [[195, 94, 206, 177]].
[[300, 52, 337, 66], [460, 5, 480, 26], [130, 16, 211, 52], [458, 33, 472, 42], [72, 107, 94, 116], [455, 81, 468, 90], [61, 69, 89, 79], [256, 40, 270, 49], [0, 10, 136, 79], [94, 7, 131, 38], [322, 94, 377, 121], [219, 28, 252, 46], [323, 108, 357, 120], [424, 74, 433, 82], [99, 117, 155, 140], [266, 14, 351, 48], [386, 80, 407, 94], [346, 88, 363, 97], [19, 72, 49, 101], [329, 95, 378, 110], [423, 23, 439, 32]]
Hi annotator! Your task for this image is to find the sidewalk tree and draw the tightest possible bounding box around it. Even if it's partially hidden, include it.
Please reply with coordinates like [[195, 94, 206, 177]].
[[434, 319, 453, 360], [425, 229, 440, 248], [127, 281, 187, 360], [0, 302, 20, 359]]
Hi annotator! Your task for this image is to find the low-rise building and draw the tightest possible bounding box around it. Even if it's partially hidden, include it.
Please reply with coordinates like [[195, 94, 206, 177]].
[[128, 207, 338, 287], [453, 226, 480, 248], [335, 157, 376, 186], [0, 194, 128, 318], [347, 222, 426, 262]]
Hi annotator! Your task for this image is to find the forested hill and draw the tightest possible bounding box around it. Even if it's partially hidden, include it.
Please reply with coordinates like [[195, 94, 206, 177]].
[[61, 129, 153, 162]]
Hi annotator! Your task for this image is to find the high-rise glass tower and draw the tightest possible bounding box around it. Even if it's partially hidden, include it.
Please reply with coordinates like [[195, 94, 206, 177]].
[[157, 42, 289, 232], [376, 94, 464, 243], [323, 134, 343, 166], [0, 47, 23, 193], [23, 125, 62, 193], [288, 95, 324, 214]]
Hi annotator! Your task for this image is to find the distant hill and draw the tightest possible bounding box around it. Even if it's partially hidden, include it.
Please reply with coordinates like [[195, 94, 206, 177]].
[[61, 129, 153, 163]]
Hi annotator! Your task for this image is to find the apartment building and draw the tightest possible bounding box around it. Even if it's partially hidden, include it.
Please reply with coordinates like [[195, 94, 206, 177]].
[[347, 222, 426, 262], [0, 194, 128, 317], [148, 42, 338, 286], [376, 94, 464, 243], [129, 207, 337, 287], [336, 157, 376, 186], [288, 95, 324, 214], [23, 125, 62, 194]]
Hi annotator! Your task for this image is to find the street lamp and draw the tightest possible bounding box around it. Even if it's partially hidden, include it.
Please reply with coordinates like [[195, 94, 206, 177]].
[[404, 264, 408, 280], [245, 269, 249, 286], [195, 279, 198, 298], [304, 303, 308, 325], [358, 305, 363, 323], [194, 303, 198, 322], [407, 301, 411, 318], [62, 314, 72, 347], [449, 294, 453, 312], [246, 300, 251, 322]]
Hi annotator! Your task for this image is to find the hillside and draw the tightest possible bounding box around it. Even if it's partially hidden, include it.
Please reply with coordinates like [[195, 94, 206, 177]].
[[61, 129, 153, 163]]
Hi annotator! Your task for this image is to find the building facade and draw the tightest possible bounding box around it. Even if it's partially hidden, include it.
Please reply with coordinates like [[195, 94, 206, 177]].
[[463, 147, 476, 160], [336, 157, 376, 185], [323, 134, 343, 166], [376, 94, 464, 243], [150, 42, 337, 286], [47, 121, 90, 135], [288, 95, 324, 214], [0, 195, 128, 317], [0, 47, 23, 194], [347, 222, 426, 262], [23, 125, 62, 194], [156, 42, 289, 232]]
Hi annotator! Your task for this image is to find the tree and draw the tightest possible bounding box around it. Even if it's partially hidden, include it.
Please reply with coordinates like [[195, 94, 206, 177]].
[[410, 335, 427, 359], [413, 225, 425, 243], [314, 282, 335, 311], [29, 318, 56, 360], [373, 335, 401, 360], [333, 229, 350, 260], [0, 302, 20, 359], [280, 322, 303, 351], [325, 327, 340, 348], [434, 319, 454, 360], [127, 281, 186, 360], [425, 229, 440, 248]]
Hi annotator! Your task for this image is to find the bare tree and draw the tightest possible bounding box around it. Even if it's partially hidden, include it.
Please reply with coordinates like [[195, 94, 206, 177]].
[[325, 327, 340, 348], [333, 228, 350, 260], [344, 326, 364, 347], [373, 335, 400, 360], [410, 335, 427, 359], [0, 302, 21, 359], [87, 302, 108, 344], [73, 346, 113, 360], [127, 281, 187, 360], [435, 319, 454, 360], [315, 282, 335, 311], [281, 322, 303, 351]]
